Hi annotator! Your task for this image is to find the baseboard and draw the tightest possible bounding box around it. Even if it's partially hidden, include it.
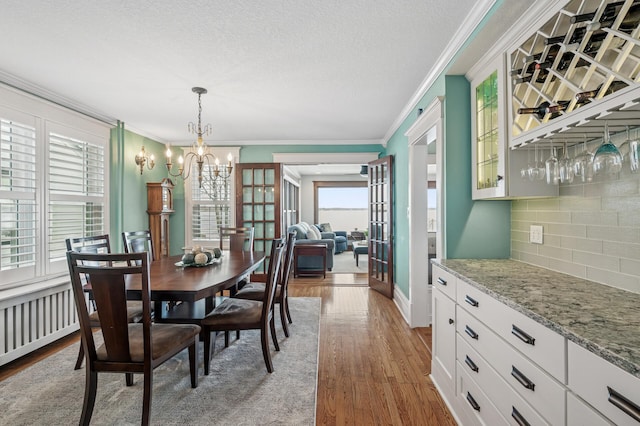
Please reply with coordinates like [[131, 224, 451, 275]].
[[393, 284, 411, 326]]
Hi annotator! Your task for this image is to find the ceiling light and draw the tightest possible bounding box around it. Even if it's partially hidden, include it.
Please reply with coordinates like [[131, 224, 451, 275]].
[[359, 165, 368, 177], [165, 87, 233, 189]]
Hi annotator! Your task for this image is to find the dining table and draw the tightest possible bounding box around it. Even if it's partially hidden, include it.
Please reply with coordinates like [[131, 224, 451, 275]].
[[124, 250, 266, 324]]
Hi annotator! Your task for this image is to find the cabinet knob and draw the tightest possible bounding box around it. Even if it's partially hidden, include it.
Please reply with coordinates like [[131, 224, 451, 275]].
[[497, 175, 504, 181], [448, 318, 454, 325]]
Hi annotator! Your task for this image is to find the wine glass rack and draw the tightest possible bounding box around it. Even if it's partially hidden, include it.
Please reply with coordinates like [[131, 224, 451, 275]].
[[509, 0, 640, 149]]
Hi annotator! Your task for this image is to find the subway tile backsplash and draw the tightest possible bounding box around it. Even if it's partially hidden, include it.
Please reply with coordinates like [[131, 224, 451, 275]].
[[511, 169, 640, 294]]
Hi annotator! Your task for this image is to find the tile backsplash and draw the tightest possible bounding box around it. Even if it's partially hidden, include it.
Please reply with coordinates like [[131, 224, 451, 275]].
[[511, 166, 640, 294]]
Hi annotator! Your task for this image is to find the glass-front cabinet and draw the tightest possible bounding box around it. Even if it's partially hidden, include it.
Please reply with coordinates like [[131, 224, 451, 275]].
[[470, 54, 557, 199]]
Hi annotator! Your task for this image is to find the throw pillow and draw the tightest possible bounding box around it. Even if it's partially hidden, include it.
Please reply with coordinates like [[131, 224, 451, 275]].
[[307, 224, 322, 240], [320, 223, 332, 232]]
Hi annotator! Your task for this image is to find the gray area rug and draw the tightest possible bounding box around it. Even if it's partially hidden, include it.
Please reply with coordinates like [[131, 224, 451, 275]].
[[330, 251, 367, 274], [0, 297, 321, 426]]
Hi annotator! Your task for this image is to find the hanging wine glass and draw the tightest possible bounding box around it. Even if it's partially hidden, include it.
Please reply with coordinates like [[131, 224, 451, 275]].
[[593, 122, 623, 176], [618, 126, 631, 166], [559, 141, 574, 183], [521, 147, 531, 180], [528, 143, 545, 181], [573, 134, 594, 183], [629, 128, 640, 173], [545, 143, 559, 185]]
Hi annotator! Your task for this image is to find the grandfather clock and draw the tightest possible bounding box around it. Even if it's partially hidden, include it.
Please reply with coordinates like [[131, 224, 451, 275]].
[[147, 178, 174, 257]]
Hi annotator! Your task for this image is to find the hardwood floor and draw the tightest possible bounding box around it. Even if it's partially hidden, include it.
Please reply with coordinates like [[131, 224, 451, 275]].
[[0, 273, 455, 425]]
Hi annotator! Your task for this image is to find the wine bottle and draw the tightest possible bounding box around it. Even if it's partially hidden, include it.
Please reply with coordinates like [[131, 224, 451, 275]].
[[545, 100, 571, 114], [517, 102, 551, 119], [555, 52, 590, 71], [574, 80, 628, 102], [545, 27, 586, 45], [569, 1, 625, 24], [513, 68, 551, 85], [587, 4, 640, 32], [522, 44, 560, 63], [510, 61, 537, 77]]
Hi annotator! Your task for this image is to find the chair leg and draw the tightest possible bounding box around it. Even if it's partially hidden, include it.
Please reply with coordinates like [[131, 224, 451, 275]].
[[126, 373, 134, 386], [270, 316, 280, 352], [260, 326, 274, 373], [74, 341, 84, 370], [203, 329, 213, 376], [142, 366, 153, 426], [224, 331, 229, 347], [188, 340, 199, 388], [80, 369, 97, 426], [279, 302, 290, 338], [284, 297, 293, 324]]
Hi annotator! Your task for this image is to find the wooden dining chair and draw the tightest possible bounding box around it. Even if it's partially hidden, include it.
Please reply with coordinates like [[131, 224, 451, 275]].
[[66, 235, 145, 370], [122, 229, 155, 262], [201, 237, 285, 374], [219, 226, 255, 252], [67, 251, 200, 426], [233, 231, 297, 337]]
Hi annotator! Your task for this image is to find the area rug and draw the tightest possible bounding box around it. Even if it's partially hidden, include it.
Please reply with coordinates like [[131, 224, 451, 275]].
[[330, 251, 367, 274], [0, 297, 321, 426]]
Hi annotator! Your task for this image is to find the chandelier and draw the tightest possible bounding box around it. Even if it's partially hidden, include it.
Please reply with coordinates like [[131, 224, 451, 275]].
[[165, 87, 233, 189]]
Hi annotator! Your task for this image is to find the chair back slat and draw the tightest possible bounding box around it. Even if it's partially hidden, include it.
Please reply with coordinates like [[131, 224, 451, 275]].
[[219, 227, 254, 252], [279, 231, 296, 293], [67, 251, 151, 365], [262, 238, 285, 319], [122, 230, 155, 263]]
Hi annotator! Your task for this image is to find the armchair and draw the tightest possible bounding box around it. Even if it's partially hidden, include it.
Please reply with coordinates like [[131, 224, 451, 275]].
[[314, 223, 348, 254]]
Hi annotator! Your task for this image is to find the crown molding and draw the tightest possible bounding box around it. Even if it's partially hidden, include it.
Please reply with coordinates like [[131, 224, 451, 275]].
[[382, 0, 497, 143], [0, 69, 117, 126]]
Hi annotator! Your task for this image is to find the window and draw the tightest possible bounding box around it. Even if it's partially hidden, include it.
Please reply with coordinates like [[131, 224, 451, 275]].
[[313, 181, 367, 232], [185, 147, 239, 247], [0, 86, 110, 288]]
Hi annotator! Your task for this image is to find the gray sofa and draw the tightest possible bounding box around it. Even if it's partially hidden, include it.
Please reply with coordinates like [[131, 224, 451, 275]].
[[287, 222, 335, 272]]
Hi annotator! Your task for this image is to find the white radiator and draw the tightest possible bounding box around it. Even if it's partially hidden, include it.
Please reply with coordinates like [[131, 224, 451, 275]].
[[0, 281, 80, 367]]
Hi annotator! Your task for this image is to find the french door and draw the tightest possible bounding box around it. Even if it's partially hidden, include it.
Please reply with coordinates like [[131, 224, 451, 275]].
[[367, 156, 394, 298], [235, 163, 282, 281]]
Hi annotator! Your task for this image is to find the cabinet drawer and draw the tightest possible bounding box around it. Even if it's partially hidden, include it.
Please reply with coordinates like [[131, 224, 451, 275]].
[[457, 337, 550, 426], [433, 265, 457, 300], [457, 279, 566, 382], [567, 392, 614, 426], [568, 341, 640, 426], [457, 308, 565, 425], [457, 363, 508, 426]]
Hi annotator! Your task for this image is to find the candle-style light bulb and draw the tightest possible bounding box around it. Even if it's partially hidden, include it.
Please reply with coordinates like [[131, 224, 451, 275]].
[[227, 153, 233, 165], [178, 155, 184, 165], [197, 146, 204, 156], [166, 148, 172, 158]]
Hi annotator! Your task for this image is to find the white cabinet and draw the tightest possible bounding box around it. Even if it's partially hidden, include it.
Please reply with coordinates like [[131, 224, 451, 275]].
[[567, 392, 614, 426], [469, 54, 556, 200], [432, 283, 457, 406], [568, 341, 640, 426]]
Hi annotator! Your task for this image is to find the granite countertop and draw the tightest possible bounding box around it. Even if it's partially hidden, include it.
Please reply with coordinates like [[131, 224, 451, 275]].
[[432, 259, 640, 380]]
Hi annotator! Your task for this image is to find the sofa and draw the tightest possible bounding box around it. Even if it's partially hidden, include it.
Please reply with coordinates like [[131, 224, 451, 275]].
[[287, 222, 335, 272], [314, 223, 348, 253]]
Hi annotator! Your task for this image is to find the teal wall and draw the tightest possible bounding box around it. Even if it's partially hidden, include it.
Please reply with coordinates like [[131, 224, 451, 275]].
[[443, 76, 510, 258], [109, 124, 185, 255]]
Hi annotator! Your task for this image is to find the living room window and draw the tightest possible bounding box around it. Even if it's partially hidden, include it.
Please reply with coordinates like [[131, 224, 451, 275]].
[[0, 85, 110, 288], [313, 181, 367, 232]]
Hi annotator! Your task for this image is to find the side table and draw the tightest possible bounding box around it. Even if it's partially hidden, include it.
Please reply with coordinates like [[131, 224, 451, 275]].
[[294, 244, 327, 278]]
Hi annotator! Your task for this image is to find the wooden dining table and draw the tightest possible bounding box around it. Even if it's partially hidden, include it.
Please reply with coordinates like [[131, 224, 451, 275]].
[[124, 250, 266, 323]]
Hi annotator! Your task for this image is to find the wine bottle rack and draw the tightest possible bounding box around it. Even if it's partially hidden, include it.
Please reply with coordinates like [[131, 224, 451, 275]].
[[509, 0, 640, 148]]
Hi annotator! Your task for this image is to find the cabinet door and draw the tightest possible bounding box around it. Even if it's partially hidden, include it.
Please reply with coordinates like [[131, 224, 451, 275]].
[[432, 288, 457, 400]]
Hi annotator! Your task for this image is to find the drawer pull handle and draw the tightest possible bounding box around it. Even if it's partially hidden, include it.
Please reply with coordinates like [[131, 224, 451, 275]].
[[448, 318, 454, 325], [511, 366, 535, 391], [511, 406, 531, 426], [464, 355, 479, 372], [607, 386, 640, 422], [465, 325, 478, 340], [464, 295, 479, 307], [511, 325, 535, 346], [437, 277, 447, 286], [466, 392, 480, 411]]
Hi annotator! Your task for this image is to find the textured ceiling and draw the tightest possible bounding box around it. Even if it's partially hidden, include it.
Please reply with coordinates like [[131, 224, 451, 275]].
[[1, 0, 495, 145]]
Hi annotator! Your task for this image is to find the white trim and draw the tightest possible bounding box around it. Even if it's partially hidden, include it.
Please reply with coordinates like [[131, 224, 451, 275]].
[[393, 283, 411, 325], [273, 152, 380, 164], [383, 0, 497, 143], [169, 139, 383, 147], [404, 97, 444, 327]]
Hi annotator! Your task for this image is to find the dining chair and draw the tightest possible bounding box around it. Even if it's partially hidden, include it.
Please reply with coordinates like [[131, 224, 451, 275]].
[[66, 235, 145, 370], [201, 237, 285, 374], [219, 226, 255, 252], [233, 231, 296, 338], [66, 251, 200, 426], [122, 229, 155, 262]]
